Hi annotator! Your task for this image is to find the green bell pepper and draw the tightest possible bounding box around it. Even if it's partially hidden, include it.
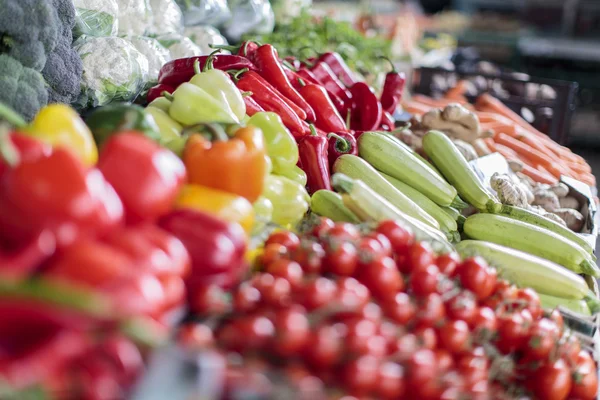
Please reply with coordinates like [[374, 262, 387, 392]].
[[247, 112, 299, 176], [275, 165, 307, 187], [262, 174, 310, 228], [167, 83, 239, 126], [86, 103, 161, 147], [189, 59, 246, 122], [148, 97, 172, 112], [146, 107, 182, 143]]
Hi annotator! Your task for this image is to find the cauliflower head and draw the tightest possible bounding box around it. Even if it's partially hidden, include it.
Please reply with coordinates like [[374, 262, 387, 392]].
[[117, 0, 153, 36], [156, 34, 202, 59], [128, 36, 171, 85], [74, 36, 149, 108], [147, 0, 183, 36], [72, 0, 119, 37], [184, 25, 228, 55]]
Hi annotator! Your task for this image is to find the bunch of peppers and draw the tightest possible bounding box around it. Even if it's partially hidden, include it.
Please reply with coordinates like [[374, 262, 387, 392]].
[[149, 43, 405, 196]]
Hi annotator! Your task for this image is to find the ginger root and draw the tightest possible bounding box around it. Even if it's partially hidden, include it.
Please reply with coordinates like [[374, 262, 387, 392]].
[[491, 173, 529, 208], [549, 183, 569, 198], [559, 196, 580, 210], [552, 208, 585, 232], [453, 139, 478, 161], [472, 138, 492, 157], [532, 187, 560, 212], [421, 103, 481, 143]]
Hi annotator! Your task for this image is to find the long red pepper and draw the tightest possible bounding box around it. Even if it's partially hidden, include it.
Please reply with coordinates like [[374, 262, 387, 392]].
[[146, 84, 174, 103], [299, 84, 347, 133], [0, 230, 56, 280], [236, 71, 309, 138], [251, 44, 316, 122], [158, 55, 256, 87], [318, 52, 356, 88], [297, 126, 331, 194], [243, 96, 265, 117], [310, 61, 352, 103], [349, 82, 382, 131], [296, 69, 346, 115], [379, 111, 395, 131], [380, 58, 406, 114], [327, 132, 358, 170]]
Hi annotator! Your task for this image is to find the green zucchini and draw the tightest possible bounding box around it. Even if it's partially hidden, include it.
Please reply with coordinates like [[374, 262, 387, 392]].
[[538, 293, 592, 316], [310, 190, 360, 223]]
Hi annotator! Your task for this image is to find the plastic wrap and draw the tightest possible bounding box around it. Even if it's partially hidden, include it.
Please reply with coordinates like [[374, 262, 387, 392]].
[[117, 0, 153, 36], [184, 25, 228, 55], [128, 36, 172, 85], [271, 0, 312, 24], [74, 36, 149, 109], [72, 0, 119, 37], [175, 0, 231, 27], [147, 0, 184, 36], [220, 0, 275, 43], [156, 34, 204, 59]]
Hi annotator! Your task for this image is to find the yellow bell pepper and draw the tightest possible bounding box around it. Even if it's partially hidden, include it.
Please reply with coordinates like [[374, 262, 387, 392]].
[[175, 184, 255, 234], [26, 104, 98, 166]]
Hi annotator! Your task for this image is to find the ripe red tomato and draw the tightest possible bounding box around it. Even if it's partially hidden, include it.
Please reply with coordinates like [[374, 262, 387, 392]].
[[548, 308, 564, 331], [375, 220, 414, 256], [357, 257, 404, 301], [233, 282, 261, 313], [271, 305, 310, 357], [470, 307, 497, 341], [327, 223, 361, 241], [376, 361, 405, 399], [436, 252, 460, 276], [456, 257, 496, 300], [409, 264, 441, 297], [341, 355, 380, 396], [217, 315, 275, 353], [366, 232, 393, 257], [188, 284, 230, 315], [570, 350, 599, 400], [383, 292, 416, 324], [252, 273, 292, 308], [434, 349, 454, 372], [526, 318, 559, 360], [324, 241, 358, 276], [445, 292, 478, 324], [414, 326, 438, 350], [295, 277, 337, 311], [260, 243, 288, 267], [304, 324, 344, 369], [266, 259, 304, 289], [531, 359, 572, 400], [416, 293, 446, 328], [405, 349, 440, 399], [344, 318, 379, 355], [293, 241, 325, 274], [265, 231, 300, 251], [335, 277, 371, 314], [437, 320, 470, 355], [496, 311, 530, 354], [516, 287, 542, 319], [393, 333, 419, 361], [401, 242, 434, 274], [312, 217, 335, 238], [178, 323, 214, 349]]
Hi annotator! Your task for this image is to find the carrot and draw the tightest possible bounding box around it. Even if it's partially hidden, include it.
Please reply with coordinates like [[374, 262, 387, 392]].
[[445, 80, 469, 100], [404, 101, 431, 115], [483, 138, 497, 152], [412, 94, 467, 108], [493, 143, 519, 159], [569, 162, 592, 174], [520, 164, 558, 185], [495, 133, 564, 178]]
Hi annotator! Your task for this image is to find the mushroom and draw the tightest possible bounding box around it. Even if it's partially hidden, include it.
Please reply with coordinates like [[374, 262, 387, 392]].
[[549, 183, 569, 198]]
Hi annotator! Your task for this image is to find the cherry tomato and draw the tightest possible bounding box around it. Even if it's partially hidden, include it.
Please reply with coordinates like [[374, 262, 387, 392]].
[[401, 242, 434, 274], [304, 324, 344, 369], [327, 223, 361, 241], [252, 273, 292, 308], [266, 231, 300, 251], [470, 307, 497, 341], [293, 241, 326, 274], [260, 243, 288, 267], [496, 311, 529, 354], [548, 308, 564, 331], [457, 257, 495, 300], [357, 257, 404, 301], [218, 315, 275, 353], [366, 232, 393, 257], [526, 318, 559, 360], [436, 252, 460, 276], [414, 326, 438, 350], [376, 361, 405, 399], [188, 284, 230, 315], [312, 218, 335, 238], [531, 359, 572, 400], [335, 277, 371, 314], [375, 220, 414, 255], [437, 320, 470, 355], [378, 322, 400, 354], [516, 288, 542, 320], [457, 353, 489, 389], [296, 276, 337, 311], [445, 292, 478, 324], [560, 333, 581, 362], [178, 323, 214, 350], [344, 318, 379, 355], [416, 293, 446, 328], [341, 354, 380, 396], [266, 259, 304, 289], [570, 350, 599, 400], [271, 305, 310, 357], [233, 282, 261, 312], [393, 333, 419, 361], [383, 292, 416, 325], [405, 349, 439, 399], [409, 264, 440, 297], [100, 334, 144, 385], [324, 241, 359, 276], [434, 349, 454, 372]]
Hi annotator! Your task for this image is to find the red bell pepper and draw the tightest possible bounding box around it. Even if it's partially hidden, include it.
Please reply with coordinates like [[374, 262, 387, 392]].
[[236, 71, 309, 138], [158, 208, 248, 282], [349, 82, 382, 131], [97, 132, 186, 224], [327, 132, 358, 169], [0, 131, 51, 179], [158, 55, 256, 87], [317, 52, 357, 87], [380, 59, 406, 114], [250, 44, 316, 122], [146, 84, 175, 104], [310, 61, 352, 103], [0, 148, 124, 250], [0, 230, 56, 280], [299, 84, 347, 134], [297, 126, 332, 194], [379, 111, 396, 132], [243, 95, 265, 117]]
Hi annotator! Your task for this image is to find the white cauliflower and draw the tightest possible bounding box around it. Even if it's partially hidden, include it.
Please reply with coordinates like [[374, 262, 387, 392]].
[[271, 0, 311, 24], [184, 25, 228, 55], [128, 36, 171, 84], [72, 0, 119, 37], [117, 0, 153, 36], [74, 36, 149, 108], [147, 0, 183, 36], [156, 34, 203, 59]]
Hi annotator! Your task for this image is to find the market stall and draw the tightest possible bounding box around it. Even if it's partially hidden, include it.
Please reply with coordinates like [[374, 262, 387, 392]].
[[0, 1, 599, 399]]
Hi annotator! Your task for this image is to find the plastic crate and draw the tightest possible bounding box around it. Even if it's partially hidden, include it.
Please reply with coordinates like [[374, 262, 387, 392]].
[[412, 67, 579, 145]]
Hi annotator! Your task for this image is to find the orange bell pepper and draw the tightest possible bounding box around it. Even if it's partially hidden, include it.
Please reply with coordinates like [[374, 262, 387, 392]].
[[183, 125, 267, 203]]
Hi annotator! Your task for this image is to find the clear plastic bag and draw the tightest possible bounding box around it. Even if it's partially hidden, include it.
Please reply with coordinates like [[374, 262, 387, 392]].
[[117, 0, 153, 36], [72, 0, 119, 37], [128, 36, 172, 85], [156, 34, 204, 59], [184, 25, 228, 55], [147, 0, 184, 36], [220, 0, 274, 43], [175, 0, 231, 27], [74, 36, 149, 109], [271, 0, 312, 24]]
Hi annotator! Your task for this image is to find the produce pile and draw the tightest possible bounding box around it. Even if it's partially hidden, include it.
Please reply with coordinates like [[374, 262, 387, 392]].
[[0, 14, 599, 400]]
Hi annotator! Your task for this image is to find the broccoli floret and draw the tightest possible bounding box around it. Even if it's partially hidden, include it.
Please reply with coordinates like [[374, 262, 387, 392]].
[[0, 54, 48, 121], [42, 0, 83, 104], [0, 0, 59, 71]]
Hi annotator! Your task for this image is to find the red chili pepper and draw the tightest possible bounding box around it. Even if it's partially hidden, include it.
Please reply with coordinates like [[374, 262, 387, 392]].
[[243, 95, 265, 117], [310, 61, 352, 103], [299, 84, 347, 133], [0, 230, 56, 280], [158, 209, 248, 288], [318, 52, 356, 87], [211, 41, 260, 58], [295, 69, 346, 114], [0, 148, 124, 250], [379, 111, 395, 132], [297, 126, 331, 194], [296, 68, 320, 85], [349, 82, 382, 131], [380, 59, 406, 114], [146, 84, 175, 104], [283, 56, 303, 71], [250, 44, 316, 122], [236, 71, 309, 138], [327, 132, 358, 169], [158, 55, 256, 87]]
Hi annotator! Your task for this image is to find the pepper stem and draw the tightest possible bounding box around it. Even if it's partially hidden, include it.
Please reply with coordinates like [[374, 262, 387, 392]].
[[379, 56, 397, 73], [202, 49, 221, 72], [328, 133, 351, 153], [209, 43, 240, 53], [0, 102, 27, 128], [281, 59, 297, 72], [161, 91, 175, 101], [297, 77, 306, 87], [0, 123, 20, 167], [345, 109, 351, 130], [230, 68, 249, 82], [184, 124, 230, 142], [309, 124, 318, 136], [241, 91, 253, 98], [331, 173, 354, 194]]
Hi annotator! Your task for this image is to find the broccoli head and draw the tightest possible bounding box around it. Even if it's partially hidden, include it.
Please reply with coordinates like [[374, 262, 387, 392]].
[[0, 0, 60, 71], [0, 54, 48, 121]]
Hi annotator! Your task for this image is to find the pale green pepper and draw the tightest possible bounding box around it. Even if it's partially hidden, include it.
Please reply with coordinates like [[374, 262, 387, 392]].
[[166, 83, 239, 126], [146, 107, 182, 143], [262, 175, 310, 228]]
